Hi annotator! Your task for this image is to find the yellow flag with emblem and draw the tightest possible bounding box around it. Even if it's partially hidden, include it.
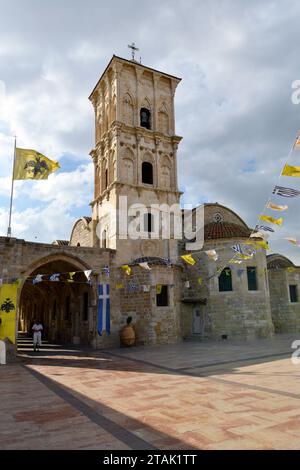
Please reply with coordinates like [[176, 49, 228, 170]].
[[13, 148, 60, 180], [0, 283, 19, 344], [181, 254, 196, 266]]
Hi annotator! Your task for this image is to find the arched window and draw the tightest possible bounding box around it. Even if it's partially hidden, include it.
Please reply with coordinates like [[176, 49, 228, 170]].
[[140, 108, 151, 129], [94, 164, 100, 197], [102, 230, 107, 249], [144, 212, 154, 233], [218, 268, 233, 292], [142, 161, 153, 184]]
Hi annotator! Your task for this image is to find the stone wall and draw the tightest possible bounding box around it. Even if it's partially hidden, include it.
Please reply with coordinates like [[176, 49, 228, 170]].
[[0, 237, 115, 357], [93, 263, 182, 348], [268, 268, 300, 333], [180, 238, 274, 340]]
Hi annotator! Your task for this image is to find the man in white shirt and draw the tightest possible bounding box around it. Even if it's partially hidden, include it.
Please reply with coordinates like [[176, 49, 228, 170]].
[[32, 320, 43, 352]]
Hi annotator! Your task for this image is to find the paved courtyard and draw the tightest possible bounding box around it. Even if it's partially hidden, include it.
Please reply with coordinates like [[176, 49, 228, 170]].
[[1, 334, 300, 449]]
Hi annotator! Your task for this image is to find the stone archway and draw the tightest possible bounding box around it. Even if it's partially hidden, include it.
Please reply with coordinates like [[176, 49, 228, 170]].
[[18, 254, 97, 348]]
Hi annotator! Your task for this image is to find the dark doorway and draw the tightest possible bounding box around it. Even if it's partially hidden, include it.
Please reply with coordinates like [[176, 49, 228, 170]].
[[18, 259, 94, 350]]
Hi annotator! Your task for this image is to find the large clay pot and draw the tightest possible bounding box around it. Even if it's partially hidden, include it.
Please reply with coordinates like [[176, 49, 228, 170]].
[[120, 324, 136, 347]]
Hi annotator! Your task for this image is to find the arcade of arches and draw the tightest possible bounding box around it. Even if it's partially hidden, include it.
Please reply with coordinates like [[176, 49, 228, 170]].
[[19, 259, 95, 346]]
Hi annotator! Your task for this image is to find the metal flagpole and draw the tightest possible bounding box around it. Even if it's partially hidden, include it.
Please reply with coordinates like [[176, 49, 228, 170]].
[[7, 136, 17, 237]]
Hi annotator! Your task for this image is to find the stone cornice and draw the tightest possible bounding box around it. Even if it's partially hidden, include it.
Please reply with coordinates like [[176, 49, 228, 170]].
[[90, 181, 182, 206]]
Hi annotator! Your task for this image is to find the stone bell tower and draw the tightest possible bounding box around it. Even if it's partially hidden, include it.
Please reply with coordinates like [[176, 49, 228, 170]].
[[89, 55, 182, 264]]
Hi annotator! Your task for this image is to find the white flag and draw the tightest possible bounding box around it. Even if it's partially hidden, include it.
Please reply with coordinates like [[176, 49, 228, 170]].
[[139, 262, 151, 271], [84, 270, 92, 281], [205, 249, 218, 261], [250, 231, 270, 241]]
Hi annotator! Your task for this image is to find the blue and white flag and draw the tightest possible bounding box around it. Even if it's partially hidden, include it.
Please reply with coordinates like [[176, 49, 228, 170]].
[[33, 274, 43, 285], [272, 185, 300, 198], [232, 244, 244, 254], [98, 284, 110, 335], [255, 225, 275, 233], [103, 265, 110, 277], [50, 273, 60, 282]]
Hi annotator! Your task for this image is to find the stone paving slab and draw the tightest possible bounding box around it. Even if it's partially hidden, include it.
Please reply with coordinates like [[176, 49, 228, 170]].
[[0, 364, 129, 450], [105, 333, 297, 371], [1, 334, 300, 450]]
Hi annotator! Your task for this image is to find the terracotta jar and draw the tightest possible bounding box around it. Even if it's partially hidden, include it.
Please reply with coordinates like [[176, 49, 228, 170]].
[[120, 317, 135, 347]]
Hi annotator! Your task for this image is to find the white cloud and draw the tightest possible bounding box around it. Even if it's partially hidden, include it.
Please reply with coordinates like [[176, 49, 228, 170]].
[[0, 203, 75, 243], [20, 163, 93, 208]]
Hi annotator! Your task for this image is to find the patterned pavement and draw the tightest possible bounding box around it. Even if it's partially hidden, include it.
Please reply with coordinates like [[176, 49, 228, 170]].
[[0, 334, 300, 449]]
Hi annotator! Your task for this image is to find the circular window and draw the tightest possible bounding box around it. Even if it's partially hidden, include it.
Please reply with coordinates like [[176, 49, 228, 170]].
[[212, 212, 223, 223]]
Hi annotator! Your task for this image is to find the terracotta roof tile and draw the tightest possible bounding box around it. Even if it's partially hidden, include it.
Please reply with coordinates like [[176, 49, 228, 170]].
[[204, 222, 251, 240]]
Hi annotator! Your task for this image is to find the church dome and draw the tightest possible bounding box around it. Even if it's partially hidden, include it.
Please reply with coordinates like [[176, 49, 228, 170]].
[[204, 222, 251, 240], [267, 254, 295, 269]]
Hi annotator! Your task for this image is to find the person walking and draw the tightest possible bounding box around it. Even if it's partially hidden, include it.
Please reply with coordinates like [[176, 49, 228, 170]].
[[32, 320, 43, 352]]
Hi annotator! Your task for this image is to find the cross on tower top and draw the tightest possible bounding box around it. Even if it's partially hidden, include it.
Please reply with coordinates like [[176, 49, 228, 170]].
[[127, 42, 139, 61]]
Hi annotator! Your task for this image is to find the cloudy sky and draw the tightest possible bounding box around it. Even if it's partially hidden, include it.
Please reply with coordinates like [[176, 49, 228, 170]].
[[1, 0, 300, 263]]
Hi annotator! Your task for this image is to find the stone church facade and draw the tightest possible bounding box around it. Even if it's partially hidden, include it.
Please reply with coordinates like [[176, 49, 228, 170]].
[[1, 55, 300, 354]]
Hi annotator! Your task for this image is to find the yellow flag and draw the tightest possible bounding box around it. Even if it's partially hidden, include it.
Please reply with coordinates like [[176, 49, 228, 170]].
[[285, 237, 300, 246], [266, 202, 288, 212], [181, 254, 196, 265], [281, 163, 300, 178], [116, 283, 124, 289], [68, 272, 76, 283], [13, 148, 60, 180], [156, 284, 162, 294], [197, 277, 203, 285], [287, 267, 296, 273], [237, 253, 253, 260], [229, 259, 243, 264], [260, 215, 283, 226], [245, 240, 269, 250], [0, 283, 18, 344], [121, 265, 132, 276], [294, 136, 300, 148]]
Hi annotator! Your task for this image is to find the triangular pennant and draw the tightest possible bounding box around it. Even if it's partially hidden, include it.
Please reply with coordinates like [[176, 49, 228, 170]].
[[139, 262, 151, 271], [181, 254, 196, 265], [68, 272, 76, 283], [84, 270, 92, 281], [121, 265, 132, 276]]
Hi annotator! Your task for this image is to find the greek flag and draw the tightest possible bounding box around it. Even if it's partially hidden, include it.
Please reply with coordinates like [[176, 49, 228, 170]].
[[255, 225, 275, 233], [98, 284, 110, 336], [232, 244, 244, 254], [273, 185, 300, 198], [103, 265, 110, 277]]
